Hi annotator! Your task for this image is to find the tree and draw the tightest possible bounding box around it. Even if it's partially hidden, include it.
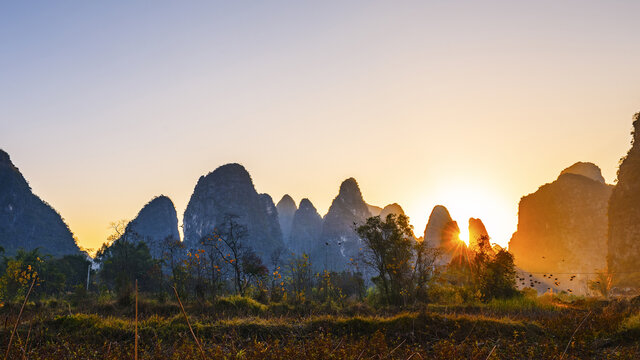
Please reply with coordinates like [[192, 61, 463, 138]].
[[286, 253, 313, 303], [411, 238, 441, 301], [314, 270, 364, 304], [49, 254, 92, 292], [268, 247, 285, 301], [209, 215, 266, 296], [199, 232, 228, 300], [95, 238, 159, 301], [107, 219, 128, 243], [184, 248, 207, 301], [356, 214, 414, 305], [0, 248, 47, 300], [472, 236, 518, 301], [161, 236, 189, 297]]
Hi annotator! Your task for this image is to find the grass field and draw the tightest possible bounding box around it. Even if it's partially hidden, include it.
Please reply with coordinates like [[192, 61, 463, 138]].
[[1, 294, 639, 359]]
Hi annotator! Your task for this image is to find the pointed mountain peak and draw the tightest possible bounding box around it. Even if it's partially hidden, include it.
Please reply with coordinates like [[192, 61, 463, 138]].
[[214, 163, 250, 177], [298, 198, 318, 212], [200, 163, 252, 185], [122, 195, 180, 258], [146, 195, 175, 208], [468, 218, 489, 249], [424, 205, 455, 244], [380, 203, 405, 219], [429, 205, 452, 221], [337, 177, 365, 203], [559, 162, 605, 184], [276, 194, 297, 211]]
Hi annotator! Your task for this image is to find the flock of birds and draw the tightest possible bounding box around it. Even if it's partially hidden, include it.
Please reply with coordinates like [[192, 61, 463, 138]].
[[518, 273, 578, 293], [517, 256, 602, 294]]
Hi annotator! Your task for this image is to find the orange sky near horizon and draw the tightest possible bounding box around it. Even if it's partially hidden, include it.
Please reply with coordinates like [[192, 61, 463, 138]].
[[2, 1, 639, 252]]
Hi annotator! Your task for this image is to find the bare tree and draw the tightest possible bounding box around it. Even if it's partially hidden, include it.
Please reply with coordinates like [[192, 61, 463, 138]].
[[209, 215, 266, 296], [411, 239, 441, 301], [199, 232, 227, 300]]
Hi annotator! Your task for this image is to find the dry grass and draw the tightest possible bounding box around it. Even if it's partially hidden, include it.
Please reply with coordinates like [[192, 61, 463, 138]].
[[1, 294, 639, 359]]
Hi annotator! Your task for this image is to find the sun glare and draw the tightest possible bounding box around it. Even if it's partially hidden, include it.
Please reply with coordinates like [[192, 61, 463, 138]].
[[457, 227, 470, 246], [425, 183, 516, 248]]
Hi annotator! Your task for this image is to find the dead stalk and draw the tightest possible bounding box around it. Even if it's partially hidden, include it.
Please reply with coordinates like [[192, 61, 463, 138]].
[[4, 275, 37, 360], [172, 286, 206, 360], [485, 343, 497, 359], [135, 279, 138, 360], [385, 339, 406, 358], [561, 310, 592, 359], [21, 322, 32, 360]]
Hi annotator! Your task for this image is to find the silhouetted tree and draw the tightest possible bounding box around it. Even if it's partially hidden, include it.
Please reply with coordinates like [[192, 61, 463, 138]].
[[95, 239, 159, 302], [411, 239, 441, 301], [49, 254, 92, 292], [472, 236, 518, 301]]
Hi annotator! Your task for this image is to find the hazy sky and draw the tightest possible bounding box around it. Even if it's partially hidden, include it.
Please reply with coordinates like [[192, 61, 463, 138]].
[[2, 1, 639, 251]]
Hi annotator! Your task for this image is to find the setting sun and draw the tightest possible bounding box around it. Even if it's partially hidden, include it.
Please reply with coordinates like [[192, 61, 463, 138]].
[[415, 182, 516, 248], [457, 227, 470, 246]]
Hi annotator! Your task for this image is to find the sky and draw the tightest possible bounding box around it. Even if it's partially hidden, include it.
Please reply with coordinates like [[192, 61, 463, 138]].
[[1, 1, 640, 251]]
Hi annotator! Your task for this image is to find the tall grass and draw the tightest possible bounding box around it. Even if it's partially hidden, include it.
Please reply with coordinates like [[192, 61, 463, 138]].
[[486, 295, 558, 313]]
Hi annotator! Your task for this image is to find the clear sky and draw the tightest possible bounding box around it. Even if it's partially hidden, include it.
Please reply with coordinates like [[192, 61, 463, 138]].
[[2, 1, 639, 252]]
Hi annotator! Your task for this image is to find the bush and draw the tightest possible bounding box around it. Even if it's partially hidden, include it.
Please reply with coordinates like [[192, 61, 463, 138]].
[[427, 283, 468, 305], [215, 295, 267, 315]]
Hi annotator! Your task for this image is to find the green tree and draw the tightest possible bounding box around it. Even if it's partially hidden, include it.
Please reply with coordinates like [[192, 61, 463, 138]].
[[95, 239, 159, 301], [0, 248, 48, 300], [356, 214, 414, 305], [49, 254, 92, 292]]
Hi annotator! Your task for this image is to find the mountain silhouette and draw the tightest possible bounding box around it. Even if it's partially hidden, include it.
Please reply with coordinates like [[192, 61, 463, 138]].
[[509, 163, 611, 274], [182, 163, 284, 261], [119, 195, 180, 259], [609, 113, 640, 287], [0, 149, 80, 257]]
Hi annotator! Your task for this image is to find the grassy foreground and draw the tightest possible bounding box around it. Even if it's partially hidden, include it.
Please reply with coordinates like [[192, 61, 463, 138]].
[[1, 295, 639, 359]]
